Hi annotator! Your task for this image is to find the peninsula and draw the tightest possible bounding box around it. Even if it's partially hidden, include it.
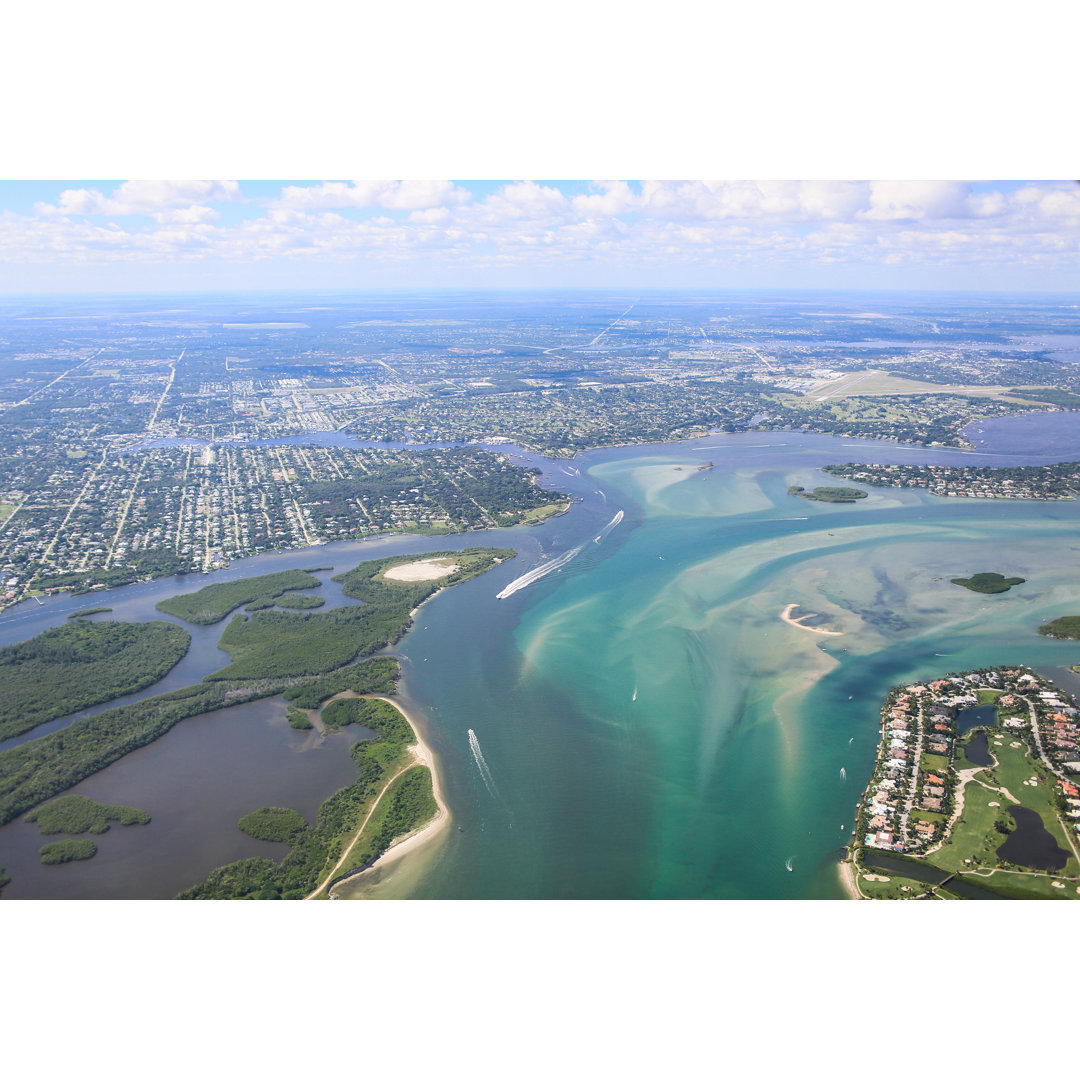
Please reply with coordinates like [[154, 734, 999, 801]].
[[847, 666, 1080, 899]]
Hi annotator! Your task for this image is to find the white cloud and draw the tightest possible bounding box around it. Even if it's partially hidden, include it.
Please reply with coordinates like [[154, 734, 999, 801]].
[[4, 180, 1080, 288], [472, 181, 572, 223], [275, 180, 470, 212], [571, 181, 640, 217], [863, 181, 977, 221], [37, 180, 240, 217]]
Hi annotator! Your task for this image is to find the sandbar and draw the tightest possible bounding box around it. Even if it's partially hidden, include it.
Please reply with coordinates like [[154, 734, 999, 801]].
[[780, 603, 842, 636], [383, 558, 459, 582]]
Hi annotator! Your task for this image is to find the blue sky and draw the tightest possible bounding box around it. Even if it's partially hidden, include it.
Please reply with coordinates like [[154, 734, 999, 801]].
[[1, 179, 1078, 294]]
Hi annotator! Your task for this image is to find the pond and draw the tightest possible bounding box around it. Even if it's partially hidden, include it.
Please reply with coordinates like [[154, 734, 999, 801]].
[[963, 731, 993, 768], [955, 704, 997, 736], [995, 806, 1070, 871]]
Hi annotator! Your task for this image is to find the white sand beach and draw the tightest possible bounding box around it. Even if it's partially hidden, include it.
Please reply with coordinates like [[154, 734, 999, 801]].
[[383, 558, 459, 581], [780, 603, 842, 636]]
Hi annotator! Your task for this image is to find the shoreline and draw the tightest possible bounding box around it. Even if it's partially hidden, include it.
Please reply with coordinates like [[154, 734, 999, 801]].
[[837, 855, 861, 899], [328, 695, 451, 898]]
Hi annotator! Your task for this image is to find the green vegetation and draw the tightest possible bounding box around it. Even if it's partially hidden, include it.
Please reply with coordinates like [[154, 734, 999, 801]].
[[950, 572, 1026, 594], [155, 569, 322, 625], [520, 501, 571, 525], [40, 838, 97, 864], [273, 593, 324, 610], [67, 607, 112, 619], [286, 708, 313, 730], [334, 547, 513, 607], [24, 794, 150, 835], [322, 697, 375, 730], [1038, 616, 1080, 640], [0, 619, 191, 741], [0, 678, 290, 826], [0, 554, 494, 837], [0, 866, 9, 892], [32, 551, 192, 595], [281, 657, 399, 709], [207, 549, 511, 683], [178, 697, 419, 899], [787, 485, 868, 503], [211, 606, 391, 681], [1008, 387, 1080, 409], [334, 765, 436, 877], [238, 807, 309, 845]]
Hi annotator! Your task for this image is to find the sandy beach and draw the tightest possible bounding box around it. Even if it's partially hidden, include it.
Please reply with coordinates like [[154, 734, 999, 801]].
[[837, 857, 862, 899], [780, 603, 842, 636], [326, 695, 450, 899], [383, 558, 459, 581]]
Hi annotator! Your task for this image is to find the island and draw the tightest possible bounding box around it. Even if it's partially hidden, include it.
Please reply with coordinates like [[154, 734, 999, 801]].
[[25, 794, 150, 835], [787, 485, 867, 503], [39, 839, 97, 865], [1039, 617, 1080, 640], [845, 666, 1080, 899], [951, 572, 1026, 594], [0, 619, 191, 741]]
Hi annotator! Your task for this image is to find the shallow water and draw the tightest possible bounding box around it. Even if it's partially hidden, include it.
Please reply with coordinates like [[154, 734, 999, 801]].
[[6, 428, 1080, 898]]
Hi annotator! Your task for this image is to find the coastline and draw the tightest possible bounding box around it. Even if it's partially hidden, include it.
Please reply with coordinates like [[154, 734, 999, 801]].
[[328, 695, 451, 899], [837, 855, 861, 900]]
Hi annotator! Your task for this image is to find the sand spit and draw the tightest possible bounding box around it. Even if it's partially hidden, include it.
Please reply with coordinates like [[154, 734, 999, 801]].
[[384, 558, 459, 581], [325, 696, 450, 899], [780, 603, 842, 636]]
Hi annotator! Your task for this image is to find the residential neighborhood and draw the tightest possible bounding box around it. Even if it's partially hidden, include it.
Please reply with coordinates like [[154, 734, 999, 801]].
[[852, 665, 1080, 899]]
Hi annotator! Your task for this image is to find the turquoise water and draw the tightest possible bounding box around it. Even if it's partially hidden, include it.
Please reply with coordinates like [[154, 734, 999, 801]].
[[7, 429, 1080, 899], [387, 436, 1080, 899]]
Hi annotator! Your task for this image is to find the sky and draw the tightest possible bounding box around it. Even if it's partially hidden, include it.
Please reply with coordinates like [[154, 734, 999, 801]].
[[1, 179, 1078, 295]]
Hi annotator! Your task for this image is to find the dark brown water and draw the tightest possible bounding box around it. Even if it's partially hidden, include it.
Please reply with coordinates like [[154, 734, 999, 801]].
[[0, 697, 370, 899]]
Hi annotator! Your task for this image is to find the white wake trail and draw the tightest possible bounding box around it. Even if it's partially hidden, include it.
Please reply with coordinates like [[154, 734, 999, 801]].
[[496, 542, 587, 599], [593, 509, 624, 544], [468, 728, 498, 796]]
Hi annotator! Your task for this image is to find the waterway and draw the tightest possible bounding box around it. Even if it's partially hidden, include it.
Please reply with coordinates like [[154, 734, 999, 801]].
[[5, 424, 1080, 899]]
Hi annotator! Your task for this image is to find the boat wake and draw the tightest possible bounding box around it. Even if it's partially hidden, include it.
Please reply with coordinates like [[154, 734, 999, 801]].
[[632, 685, 638, 702], [496, 542, 587, 599], [593, 509, 624, 544], [468, 728, 498, 797], [785, 856, 795, 872], [840, 767, 847, 781]]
